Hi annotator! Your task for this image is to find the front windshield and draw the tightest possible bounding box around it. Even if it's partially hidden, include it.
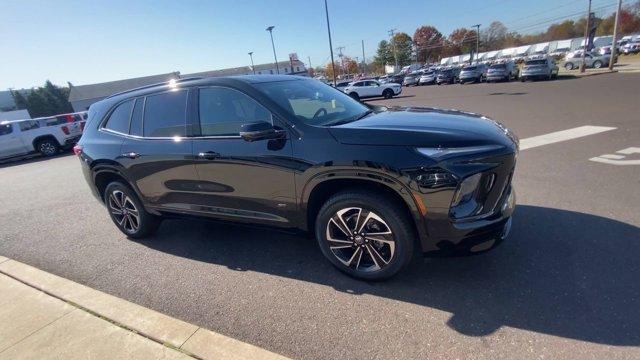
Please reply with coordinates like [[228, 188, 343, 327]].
[[525, 59, 546, 65], [255, 79, 370, 126], [463, 66, 477, 71], [490, 64, 506, 69]]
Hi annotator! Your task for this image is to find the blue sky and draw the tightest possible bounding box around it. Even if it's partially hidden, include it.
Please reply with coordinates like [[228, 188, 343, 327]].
[[0, 0, 619, 89]]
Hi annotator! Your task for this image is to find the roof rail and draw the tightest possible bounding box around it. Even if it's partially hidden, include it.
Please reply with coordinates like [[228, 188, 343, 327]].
[[105, 77, 203, 100]]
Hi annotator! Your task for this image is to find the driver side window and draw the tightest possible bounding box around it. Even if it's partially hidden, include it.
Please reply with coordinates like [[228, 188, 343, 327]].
[[199, 87, 272, 137]]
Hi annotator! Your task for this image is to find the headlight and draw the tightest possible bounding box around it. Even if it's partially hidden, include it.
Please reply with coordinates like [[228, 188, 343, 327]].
[[416, 145, 503, 160]]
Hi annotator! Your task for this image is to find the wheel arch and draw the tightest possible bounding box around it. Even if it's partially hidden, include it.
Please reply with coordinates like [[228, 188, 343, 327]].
[[32, 135, 60, 150], [301, 172, 426, 243]]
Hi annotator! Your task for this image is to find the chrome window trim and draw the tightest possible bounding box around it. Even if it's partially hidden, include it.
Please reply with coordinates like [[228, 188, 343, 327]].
[[99, 127, 242, 140]]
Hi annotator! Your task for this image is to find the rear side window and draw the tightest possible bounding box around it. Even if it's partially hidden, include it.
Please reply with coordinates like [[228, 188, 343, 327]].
[[0, 123, 13, 136], [104, 100, 134, 134], [129, 98, 144, 136], [143, 91, 187, 137], [19, 120, 40, 131], [199, 87, 271, 136]]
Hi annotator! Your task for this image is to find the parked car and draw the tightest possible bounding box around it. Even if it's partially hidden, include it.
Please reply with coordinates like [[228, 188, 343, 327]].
[[418, 70, 437, 85], [0, 116, 85, 160], [563, 51, 613, 70], [76, 75, 518, 280], [622, 42, 640, 55], [333, 81, 351, 91], [343, 80, 402, 100], [520, 58, 559, 81], [486, 62, 518, 82], [402, 74, 418, 86], [387, 74, 404, 84], [436, 68, 459, 84], [458, 64, 488, 84]]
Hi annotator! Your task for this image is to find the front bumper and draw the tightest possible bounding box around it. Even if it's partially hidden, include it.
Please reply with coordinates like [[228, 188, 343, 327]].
[[422, 186, 516, 256]]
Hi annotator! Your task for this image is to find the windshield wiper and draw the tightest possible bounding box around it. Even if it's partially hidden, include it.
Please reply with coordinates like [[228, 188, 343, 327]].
[[322, 110, 373, 127]]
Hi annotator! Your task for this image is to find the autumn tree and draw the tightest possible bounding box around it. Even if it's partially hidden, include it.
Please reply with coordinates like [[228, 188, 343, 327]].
[[443, 28, 476, 56], [482, 21, 509, 51], [392, 32, 413, 66], [413, 26, 444, 62]]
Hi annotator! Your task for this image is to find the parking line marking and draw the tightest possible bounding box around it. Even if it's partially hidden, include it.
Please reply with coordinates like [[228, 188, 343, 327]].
[[519, 126, 617, 150]]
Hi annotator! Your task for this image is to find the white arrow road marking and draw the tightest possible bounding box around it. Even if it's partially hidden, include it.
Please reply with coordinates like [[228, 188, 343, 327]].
[[589, 147, 640, 165], [519, 126, 617, 150]]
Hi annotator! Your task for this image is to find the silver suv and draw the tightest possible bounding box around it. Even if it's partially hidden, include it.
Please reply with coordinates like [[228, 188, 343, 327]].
[[520, 58, 559, 81], [458, 64, 487, 84], [486, 62, 519, 82], [563, 51, 612, 70]]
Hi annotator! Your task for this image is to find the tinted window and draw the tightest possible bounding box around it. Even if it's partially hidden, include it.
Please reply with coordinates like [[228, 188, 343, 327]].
[[490, 64, 506, 69], [130, 98, 144, 136], [463, 66, 477, 70], [199, 87, 271, 136], [525, 59, 547, 65], [0, 123, 12, 136], [104, 100, 134, 134], [143, 91, 187, 137], [19, 120, 40, 131]]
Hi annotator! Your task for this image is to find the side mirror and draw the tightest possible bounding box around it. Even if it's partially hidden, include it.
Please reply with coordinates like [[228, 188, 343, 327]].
[[239, 122, 285, 142]]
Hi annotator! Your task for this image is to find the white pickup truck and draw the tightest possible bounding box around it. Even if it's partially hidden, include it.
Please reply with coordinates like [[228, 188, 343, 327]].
[[0, 113, 86, 160]]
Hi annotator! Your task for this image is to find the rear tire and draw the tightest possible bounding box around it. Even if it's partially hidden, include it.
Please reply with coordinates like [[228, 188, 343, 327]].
[[315, 191, 415, 280], [37, 139, 59, 157], [593, 60, 602, 69], [348, 92, 360, 101], [104, 182, 160, 239], [382, 89, 394, 99], [565, 62, 574, 70]]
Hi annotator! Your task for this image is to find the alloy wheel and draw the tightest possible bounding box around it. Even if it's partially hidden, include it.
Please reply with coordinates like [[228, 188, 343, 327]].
[[325, 207, 396, 272], [108, 190, 140, 233], [40, 142, 56, 156]]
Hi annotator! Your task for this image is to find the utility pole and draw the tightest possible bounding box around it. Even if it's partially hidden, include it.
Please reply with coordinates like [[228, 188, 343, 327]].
[[266, 26, 279, 74], [388, 29, 398, 71], [308, 56, 312, 75], [580, 0, 592, 73], [472, 24, 481, 62], [248, 52, 255, 74], [609, 0, 622, 70], [324, 0, 337, 86], [361, 40, 366, 76]]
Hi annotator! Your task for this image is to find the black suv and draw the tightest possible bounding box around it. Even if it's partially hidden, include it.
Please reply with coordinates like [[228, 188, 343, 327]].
[[76, 75, 518, 280]]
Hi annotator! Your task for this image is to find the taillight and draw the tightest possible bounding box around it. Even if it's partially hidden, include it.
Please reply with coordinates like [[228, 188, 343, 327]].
[[73, 144, 83, 156], [61, 126, 70, 135], [65, 115, 74, 123]]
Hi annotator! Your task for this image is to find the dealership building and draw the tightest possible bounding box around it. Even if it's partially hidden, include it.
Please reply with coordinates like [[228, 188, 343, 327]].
[[68, 60, 308, 112]]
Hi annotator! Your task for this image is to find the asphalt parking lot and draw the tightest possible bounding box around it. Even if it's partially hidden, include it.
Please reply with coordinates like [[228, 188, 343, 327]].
[[1, 73, 639, 359]]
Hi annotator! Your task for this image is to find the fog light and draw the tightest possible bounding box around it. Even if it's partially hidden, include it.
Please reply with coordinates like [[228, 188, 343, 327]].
[[451, 173, 482, 207]]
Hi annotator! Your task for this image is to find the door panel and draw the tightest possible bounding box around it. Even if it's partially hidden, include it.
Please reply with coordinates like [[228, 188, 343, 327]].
[[192, 137, 296, 226], [0, 124, 26, 158]]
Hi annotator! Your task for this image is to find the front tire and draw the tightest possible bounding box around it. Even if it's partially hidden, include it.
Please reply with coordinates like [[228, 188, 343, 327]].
[[565, 62, 574, 70], [105, 182, 160, 239], [593, 60, 602, 69], [315, 191, 415, 280]]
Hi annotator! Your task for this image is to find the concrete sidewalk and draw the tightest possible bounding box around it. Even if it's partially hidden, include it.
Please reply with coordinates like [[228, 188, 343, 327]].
[[0, 255, 289, 360]]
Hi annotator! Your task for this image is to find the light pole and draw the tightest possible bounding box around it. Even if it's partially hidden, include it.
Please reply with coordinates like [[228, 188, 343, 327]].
[[580, 0, 592, 73], [266, 26, 279, 74], [324, 0, 337, 86], [248, 52, 255, 74], [472, 24, 480, 62], [609, 0, 623, 70]]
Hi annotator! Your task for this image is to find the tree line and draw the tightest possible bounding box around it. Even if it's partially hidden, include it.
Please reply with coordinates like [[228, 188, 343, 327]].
[[322, 1, 640, 75], [10, 81, 74, 118]]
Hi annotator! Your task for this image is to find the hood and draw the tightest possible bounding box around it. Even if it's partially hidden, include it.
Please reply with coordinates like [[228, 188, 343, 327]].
[[328, 107, 517, 148]]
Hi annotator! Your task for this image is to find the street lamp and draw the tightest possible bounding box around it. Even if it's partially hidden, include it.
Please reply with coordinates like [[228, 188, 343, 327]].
[[472, 24, 481, 62], [248, 52, 255, 75], [266, 26, 279, 74]]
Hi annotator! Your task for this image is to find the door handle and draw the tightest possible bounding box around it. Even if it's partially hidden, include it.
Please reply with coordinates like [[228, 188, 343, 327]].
[[198, 151, 220, 160], [121, 152, 140, 159]]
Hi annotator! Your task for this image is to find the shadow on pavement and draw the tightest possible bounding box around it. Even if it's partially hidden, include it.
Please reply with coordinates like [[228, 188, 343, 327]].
[[134, 205, 640, 346], [0, 151, 73, 169], [363, 95, 415, 102]]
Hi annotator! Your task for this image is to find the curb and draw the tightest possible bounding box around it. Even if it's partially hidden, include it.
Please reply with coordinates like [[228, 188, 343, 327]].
[[0, 256, 290, 360]]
